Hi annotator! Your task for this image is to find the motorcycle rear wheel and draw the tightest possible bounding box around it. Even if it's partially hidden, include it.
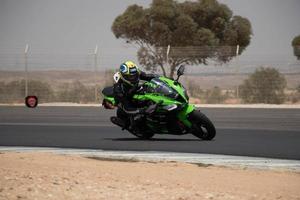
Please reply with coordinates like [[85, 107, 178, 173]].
[[189, 110, 216, 140]]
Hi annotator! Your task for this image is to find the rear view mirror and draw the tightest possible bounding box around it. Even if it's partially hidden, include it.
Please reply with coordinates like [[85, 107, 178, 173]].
[[175, 65, 185, 82], [177, 65, 185, 76]]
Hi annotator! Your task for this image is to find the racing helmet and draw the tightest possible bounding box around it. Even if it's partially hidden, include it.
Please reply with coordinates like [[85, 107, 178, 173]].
[[119, 61, 140, 86]]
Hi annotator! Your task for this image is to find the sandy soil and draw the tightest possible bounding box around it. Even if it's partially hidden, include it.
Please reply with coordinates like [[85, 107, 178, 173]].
[[0, 152, 300, 200]]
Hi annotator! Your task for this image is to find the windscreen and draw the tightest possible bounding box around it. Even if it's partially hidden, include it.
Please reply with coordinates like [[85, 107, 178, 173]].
[[144, 78, 178, 99]]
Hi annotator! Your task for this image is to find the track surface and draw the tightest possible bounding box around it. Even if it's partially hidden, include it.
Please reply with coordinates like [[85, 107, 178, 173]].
[[0, 106, 300, 160]]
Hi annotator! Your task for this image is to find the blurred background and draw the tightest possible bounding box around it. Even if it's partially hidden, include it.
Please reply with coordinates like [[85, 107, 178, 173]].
[[0, 0, 299, 104]]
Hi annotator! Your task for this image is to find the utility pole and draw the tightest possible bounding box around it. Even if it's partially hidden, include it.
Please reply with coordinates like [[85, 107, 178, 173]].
[[166, 44, 170, 75], [94, 45, 98, 103], [235, 45, 240, 99], [24, 44, 29, 97], [166, 44, 170, 63]]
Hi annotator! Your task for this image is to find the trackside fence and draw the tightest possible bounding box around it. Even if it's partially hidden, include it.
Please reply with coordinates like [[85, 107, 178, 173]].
[[0, 45, 299, 105]]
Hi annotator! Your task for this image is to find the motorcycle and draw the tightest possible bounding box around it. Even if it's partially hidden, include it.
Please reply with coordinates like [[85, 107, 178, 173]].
[[102, 65, 216, 140]]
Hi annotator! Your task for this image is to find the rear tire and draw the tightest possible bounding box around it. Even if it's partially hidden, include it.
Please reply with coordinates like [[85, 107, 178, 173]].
[[189, 110, 216, 140]]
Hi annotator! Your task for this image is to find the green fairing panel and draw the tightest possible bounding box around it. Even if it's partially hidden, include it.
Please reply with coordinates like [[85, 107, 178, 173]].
[[133, 94, 181, 105], [159, 77, 188, 102], [135, 92, 195, 128], [143, 82, 156, 89], [177, 104, 195, 128]]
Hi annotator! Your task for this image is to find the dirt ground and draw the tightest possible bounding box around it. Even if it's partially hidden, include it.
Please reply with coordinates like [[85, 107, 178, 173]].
[[0, 152, 300, 200]]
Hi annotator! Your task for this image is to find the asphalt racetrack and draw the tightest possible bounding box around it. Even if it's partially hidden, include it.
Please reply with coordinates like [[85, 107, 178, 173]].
[[0, 106, 300, 160]]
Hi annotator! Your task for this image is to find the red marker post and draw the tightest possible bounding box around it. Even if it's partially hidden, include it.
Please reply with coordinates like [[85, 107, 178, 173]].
[[25, 96, 38, 108]]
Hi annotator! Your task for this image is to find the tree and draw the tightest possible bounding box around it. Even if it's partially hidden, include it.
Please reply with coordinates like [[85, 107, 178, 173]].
[[292, 35, 300, 60], [206, 86, 227, 104], [28, 80, 54, 102], [56, 81, 94, 103], [187, 80, 204, 98], [0, 80, 54, 103], [239, 67, 286, 104], [104, 70, 115, 88], [112, 0, 252, 78], [297, 84, 300, 93]]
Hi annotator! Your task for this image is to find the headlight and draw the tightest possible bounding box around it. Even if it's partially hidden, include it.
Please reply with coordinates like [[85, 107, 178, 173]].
[[163, 104, 178, 111]]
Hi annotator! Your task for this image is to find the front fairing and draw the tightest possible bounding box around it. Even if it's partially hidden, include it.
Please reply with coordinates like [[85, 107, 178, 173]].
[[158, 77, 189, 103], [140, 77, 189, 103], [133, 77, 194, 128]]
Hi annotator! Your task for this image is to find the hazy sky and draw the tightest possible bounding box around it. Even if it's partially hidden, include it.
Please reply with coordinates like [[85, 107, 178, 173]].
[[0, 0, 300, 70]]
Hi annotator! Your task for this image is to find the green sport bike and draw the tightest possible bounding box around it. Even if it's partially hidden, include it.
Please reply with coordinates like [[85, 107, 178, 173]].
[[102, 65, 216, 140]]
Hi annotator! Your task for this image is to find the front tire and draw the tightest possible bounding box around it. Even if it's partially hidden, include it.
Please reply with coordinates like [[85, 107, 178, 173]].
[[189, 110, 216, 140]]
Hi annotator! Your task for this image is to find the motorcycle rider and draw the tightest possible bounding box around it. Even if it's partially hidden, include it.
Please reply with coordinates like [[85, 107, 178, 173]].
[[105, 60, 157, 130]]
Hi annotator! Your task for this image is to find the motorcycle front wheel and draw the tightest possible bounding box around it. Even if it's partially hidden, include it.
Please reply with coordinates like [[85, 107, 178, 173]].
[[188, 110, 216, 140]]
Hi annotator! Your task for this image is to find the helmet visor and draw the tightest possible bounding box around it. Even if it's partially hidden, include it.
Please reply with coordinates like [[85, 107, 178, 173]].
[[122, 73, 139, 84]]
